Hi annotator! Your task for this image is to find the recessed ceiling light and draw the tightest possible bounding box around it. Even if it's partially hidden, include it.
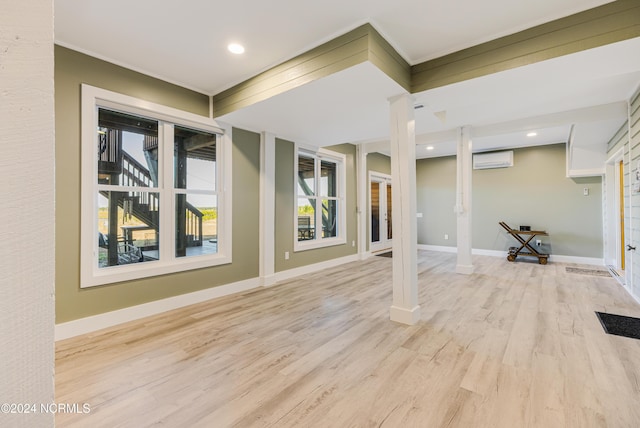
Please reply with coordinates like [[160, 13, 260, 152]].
[[426, 146, 434, 151], [527, 132, 537, 137], [227, 43, 245, 54]]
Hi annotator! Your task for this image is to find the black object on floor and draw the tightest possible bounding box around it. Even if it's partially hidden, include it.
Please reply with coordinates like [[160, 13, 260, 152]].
[[376, 251, 392, 258], [595, 312, 640, 340]]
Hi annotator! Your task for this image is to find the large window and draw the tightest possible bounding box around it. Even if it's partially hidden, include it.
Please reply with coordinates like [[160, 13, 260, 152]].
[[295, 148, 346, 250], [82, 85, 231, 287]]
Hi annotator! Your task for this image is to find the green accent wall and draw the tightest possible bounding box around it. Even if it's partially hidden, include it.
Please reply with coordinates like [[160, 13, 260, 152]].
[[55, 46, 209, 115], [274, 140, 358, 272], [55, 46, 260, 323], [411, 0, 640, 93], [416, 144, 603, 258], [367, 152, 391, 175], [416, 155, 457, 247]]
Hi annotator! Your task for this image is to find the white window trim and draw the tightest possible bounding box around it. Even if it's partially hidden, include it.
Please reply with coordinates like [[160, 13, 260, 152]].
[[80, 84, 232, 288], [294, 145, 347, 252]]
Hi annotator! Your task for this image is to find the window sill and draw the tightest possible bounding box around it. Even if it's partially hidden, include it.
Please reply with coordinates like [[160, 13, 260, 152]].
[[294, 237, 346, 252], [81, 253, 232, 288]]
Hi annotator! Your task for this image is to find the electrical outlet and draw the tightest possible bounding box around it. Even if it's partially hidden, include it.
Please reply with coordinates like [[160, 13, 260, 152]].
[[352, 240, 355, 247], [444, 234, 449, 240], [285, 251, 289, 260]]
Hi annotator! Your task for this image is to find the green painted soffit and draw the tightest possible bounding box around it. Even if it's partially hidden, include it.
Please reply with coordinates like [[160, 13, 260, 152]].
[[213, 0, 640, 118]]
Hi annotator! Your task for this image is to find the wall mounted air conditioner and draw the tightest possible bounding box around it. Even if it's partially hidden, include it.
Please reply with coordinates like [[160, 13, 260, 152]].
[[473, 150, 513, 170]]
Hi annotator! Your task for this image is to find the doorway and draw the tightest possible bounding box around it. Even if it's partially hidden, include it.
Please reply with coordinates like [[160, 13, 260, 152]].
[[370, 173, 392, 253]]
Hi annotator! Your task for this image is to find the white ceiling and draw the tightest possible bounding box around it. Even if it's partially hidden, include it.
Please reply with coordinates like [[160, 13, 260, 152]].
[[55, 0, 640, 159]]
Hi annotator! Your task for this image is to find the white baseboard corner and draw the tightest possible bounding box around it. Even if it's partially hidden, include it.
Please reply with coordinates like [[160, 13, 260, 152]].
[[456, 264, 474, 275], [389, 305, 421, 325]]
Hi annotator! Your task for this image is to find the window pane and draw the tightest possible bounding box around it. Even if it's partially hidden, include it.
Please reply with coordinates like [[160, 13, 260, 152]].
[[297, 155, 315, 196], [297, 198, 316, 241], [322, 199, 338, 238], [176, 194, 218, 258], [320, 160, 337, 197], [174, 126, 217, 191], [98, 108, 158, 187], [97, 191, 159, 268], [386, 183, 392, 240], [371, 182, 380, 243]]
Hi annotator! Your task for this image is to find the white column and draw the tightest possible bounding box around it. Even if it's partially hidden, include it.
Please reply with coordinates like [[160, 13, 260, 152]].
[[356, 144, 368, 260], [388, 94, 421, 325], [456, 126, 474, 274], [260, 132, 276, 286]]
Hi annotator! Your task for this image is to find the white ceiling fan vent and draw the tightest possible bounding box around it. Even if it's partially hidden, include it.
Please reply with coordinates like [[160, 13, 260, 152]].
[[473, 150, 513, 170]]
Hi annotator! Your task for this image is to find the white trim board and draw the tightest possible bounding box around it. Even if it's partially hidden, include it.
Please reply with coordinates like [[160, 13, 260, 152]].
[[417, 245, 604, 266], [274, 254, 360, 283], [56, 278, 261, 341], [56, 253, 360, 341]]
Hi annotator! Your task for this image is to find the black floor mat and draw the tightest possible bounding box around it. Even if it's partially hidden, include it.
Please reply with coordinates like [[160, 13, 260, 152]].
[[595, 312, 640, 340]]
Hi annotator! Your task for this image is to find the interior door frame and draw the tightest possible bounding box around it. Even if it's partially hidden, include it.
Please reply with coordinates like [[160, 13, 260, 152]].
[[369, 171, 392, 253], [605, 148, 625, 272]]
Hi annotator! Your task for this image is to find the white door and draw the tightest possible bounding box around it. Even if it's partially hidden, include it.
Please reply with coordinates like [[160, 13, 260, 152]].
[[370, 173, 392, 253]]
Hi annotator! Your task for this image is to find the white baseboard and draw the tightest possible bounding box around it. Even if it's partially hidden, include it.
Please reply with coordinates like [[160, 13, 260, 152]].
[[55, 277, 261, 341], [418, 244, 456, 253], [261, 274, 277, 287], [275, 254, 360, 282], [417, 244, 604, 266], [56, 254, 362, 341], [389, 305, 421, 325], [548, 255, 604, 266]]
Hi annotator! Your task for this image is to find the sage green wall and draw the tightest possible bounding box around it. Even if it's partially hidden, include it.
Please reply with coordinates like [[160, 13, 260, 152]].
[[275, 140, 358, 272], [367, 153, 391, 175], [366, 153, 391, 250], [416, 155, 457, 247], [416, 144, 603, 258], [55, 46, 260, 323]]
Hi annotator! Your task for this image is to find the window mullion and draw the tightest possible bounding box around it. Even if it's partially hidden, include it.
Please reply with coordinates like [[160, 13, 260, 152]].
[[160, 122, 174, 262], [315, 157, 322, 240]]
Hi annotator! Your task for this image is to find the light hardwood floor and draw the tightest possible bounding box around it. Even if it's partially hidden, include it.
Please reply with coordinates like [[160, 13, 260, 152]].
[[56, 251, 640, 427]]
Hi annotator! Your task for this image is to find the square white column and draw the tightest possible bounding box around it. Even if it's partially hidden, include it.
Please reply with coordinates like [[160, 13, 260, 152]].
[[456, 126, 474, 274], [260, 132, 276, 286], [388, 94, 421, 325]]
